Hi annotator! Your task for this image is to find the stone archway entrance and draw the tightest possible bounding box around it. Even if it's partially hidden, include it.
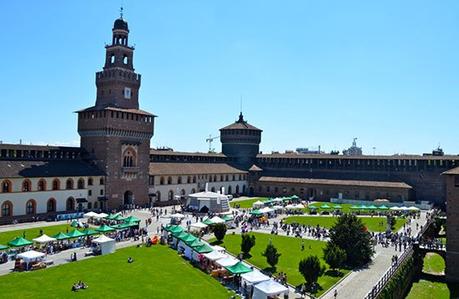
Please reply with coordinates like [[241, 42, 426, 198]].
[[124, 191, 134, 206]]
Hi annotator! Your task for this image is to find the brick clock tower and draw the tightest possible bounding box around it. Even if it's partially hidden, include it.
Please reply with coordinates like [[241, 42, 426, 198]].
[[77, 15, 155, 210]]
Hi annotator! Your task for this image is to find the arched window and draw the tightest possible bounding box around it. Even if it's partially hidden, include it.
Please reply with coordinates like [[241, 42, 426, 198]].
[[213, 175, 217, 182], [167, 177, 172, 184], [37, 179, 47, 191], [160, 177, 165, 185], [77, 178, 85, 189], [66, 197, 75, 211], [187, 176, 191, 184], [236, 185, 240, 194], [26, 199, 36, 215], [193, 176, 197, 183], [211, 187, 216, 192], [123, 55, 128, 64], [122, 148, 136, 167], [99, 178, 104, 185], [228, 185, 232, 194], [1, 201, 13, 217], [88, 178, 94, 186], [52, 179, 60, 190], [110, 54, 115, 64], [47, 198, 56, 213], [156, 191, 161, 201], [225, 175, 229, 181], [191, 188, 196, 194], [66, 179, 74, 190], [22, 179, 32, 192], [168, 190, 174, 201], [178, 177, 182, 184], [1, 180, 12, 193], [181, 189, 186, 196], [220, 175, 224, 181], [209, 176, 213, 182]]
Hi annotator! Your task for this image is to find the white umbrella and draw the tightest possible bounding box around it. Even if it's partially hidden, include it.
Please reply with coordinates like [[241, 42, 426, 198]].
[[400, 206, 409, 211], [272, 198, 283, 203], [389, 206, 402, 211], [272, 205, 283, 210], [408, 206, 420, 211], [33, 234, 56, 244], [95, 213, 108, 218], [285, 204, 296, 209], [252, 200, 264, 208], [259, 207, 274, 214]]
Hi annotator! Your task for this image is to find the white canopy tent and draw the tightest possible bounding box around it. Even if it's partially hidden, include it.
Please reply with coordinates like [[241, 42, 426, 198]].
[[407, 206, 420, 211], [252, 279, 289, 299], [285, 204, 296, 210], [259, 207, 275, 214], [170, 213, 185, 219], [210, 216, 225, 224], [190, 222, 208, 230], [92, 235, 116, 255], [272, 205, 284, 210], [212, 245, 226, 252], [203, 251, 227, 262], [33, 234, 56, 244], [215, 256, 239, 267], [272, 198, 283, 203], [241, 270, 270, 285], [252, 200, 264, 208], [389, 206, 402, 211], [17, 250, 46, 267], [294, 203, 305, 209], [94, 213, 108, 219], [84, 211, 99, 218]]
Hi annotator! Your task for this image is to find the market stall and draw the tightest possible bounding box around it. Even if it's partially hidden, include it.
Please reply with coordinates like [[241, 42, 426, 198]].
[[16, 250, 46, 271], [32, 234, 56, 244], [252, 279, 289, 299], [92, 235, 116, 255]]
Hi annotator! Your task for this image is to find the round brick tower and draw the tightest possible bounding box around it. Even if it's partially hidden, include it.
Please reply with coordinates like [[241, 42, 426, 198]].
[[220, 113, 262, 168]]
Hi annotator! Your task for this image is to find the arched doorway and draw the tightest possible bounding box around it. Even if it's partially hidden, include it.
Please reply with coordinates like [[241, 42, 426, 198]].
[[236, 185, 240, 194], [124, 191, 134, 206], [228, 185, 232, 194], [66, 197, 75, 211]]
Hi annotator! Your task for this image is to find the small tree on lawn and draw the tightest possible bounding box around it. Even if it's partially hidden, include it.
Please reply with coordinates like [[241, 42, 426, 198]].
[[298, 255, 324, 291], [213, 223, 227, 242], [262, 242, 281, 270], [329, 214, 374, 267], [241, 234, 256, 257], [323, 242, 346, 274], [387, 215, 396, 231]]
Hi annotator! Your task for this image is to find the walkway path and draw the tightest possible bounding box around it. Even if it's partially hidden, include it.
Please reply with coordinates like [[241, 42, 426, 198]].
[[320, 211, 429, 299]]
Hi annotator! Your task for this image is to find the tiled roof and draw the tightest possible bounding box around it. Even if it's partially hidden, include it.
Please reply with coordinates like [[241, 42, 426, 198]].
[[256, 153, 459, 160], [149, 162, 247, 176], [258, 176, 412, 189], [248, 164, 263, 171], [442, 167, 459, 175], [220, 113, 261, 131], [0, 160, 105, 178]]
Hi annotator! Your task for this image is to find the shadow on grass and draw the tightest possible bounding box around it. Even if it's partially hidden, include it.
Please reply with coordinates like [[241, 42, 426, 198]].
[[294, 282, 324, 296], [210, 240, 223, 246], [324, 269, 345, 278], [262, 266, 276, 275]]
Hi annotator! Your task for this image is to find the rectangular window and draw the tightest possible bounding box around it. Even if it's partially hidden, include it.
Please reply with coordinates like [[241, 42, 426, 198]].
[[100, 189, 104, 195]]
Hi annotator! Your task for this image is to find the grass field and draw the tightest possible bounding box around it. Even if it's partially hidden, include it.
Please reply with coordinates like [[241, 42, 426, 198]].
[[283, 216, 406, 232], [406, 280, 451, 299], [0, 224, 78, 246], [423, 253, 445, 274], [229, 197, 268, 208], [213, 232, 349, 296], [0, 245, 235, 299]]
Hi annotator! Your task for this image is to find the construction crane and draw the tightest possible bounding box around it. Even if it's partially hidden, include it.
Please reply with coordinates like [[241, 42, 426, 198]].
[[206, 134, 220, 153]]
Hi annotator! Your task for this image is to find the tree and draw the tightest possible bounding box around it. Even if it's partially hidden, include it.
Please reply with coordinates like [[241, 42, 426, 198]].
[[241, 234, 256, 257], [298, 255, 324, 290], [387, 215, 396, 231], [262, 242, 281, 270], [323, 242, 346, 273], [213, 223, 227, 242], [328, 214, 374, 267]]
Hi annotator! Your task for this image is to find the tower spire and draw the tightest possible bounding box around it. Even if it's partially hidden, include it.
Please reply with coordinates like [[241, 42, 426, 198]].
[[120, 6, 124, 19]]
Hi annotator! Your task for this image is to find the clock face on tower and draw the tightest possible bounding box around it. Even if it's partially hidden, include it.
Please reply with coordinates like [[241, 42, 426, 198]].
[[124, 87, 131, 99]]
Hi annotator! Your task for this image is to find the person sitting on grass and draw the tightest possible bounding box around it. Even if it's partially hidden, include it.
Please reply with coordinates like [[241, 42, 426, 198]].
[[128, 257, 134, 263]]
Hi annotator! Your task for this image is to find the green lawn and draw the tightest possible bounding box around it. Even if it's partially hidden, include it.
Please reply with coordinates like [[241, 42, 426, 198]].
[[0, 224, 78, 246], [230, 197, 268, 208], [283, 216, 406, 232], [423, 253, 445, 274], [213, 232, 349, 296], [406, 280, 451, 299], [0, 245, 234, 299]]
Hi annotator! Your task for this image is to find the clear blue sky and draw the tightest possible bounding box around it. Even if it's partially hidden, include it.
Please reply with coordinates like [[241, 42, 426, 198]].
[[2, 1, 459, 155]]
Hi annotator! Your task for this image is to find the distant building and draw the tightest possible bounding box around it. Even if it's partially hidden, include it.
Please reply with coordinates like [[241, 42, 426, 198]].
[[343, 138, 363, 156], [296, 147, 323, 155]]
